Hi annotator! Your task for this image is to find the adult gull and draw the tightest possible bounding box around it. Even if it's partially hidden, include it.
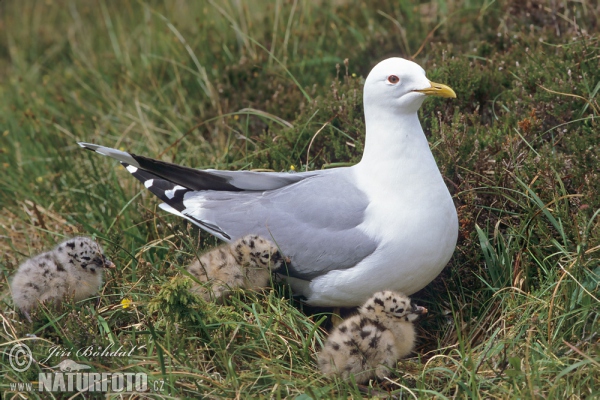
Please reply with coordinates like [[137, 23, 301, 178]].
[[78, 57, 458, 307]]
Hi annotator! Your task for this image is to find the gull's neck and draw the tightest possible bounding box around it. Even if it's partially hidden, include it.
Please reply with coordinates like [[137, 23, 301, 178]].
[[357, 106, 437, 173]]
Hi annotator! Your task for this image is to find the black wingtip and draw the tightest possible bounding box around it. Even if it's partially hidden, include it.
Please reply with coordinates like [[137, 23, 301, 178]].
[[128, 153, 243, 192]]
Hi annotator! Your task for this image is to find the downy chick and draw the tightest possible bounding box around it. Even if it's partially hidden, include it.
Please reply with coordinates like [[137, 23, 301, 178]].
[[187, 235, 286, 302], [10, 236, 115, 322], [318, 290, 427, 383]]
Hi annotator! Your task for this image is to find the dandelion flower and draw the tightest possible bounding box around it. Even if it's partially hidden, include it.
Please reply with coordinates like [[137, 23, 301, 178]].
[[121, 298, 132, 309]]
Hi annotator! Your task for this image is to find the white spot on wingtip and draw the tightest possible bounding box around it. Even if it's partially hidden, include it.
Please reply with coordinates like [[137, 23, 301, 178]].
[[126, 165, 138, 174], [144, 179, 154, 188], [165, 185, 186, 199]]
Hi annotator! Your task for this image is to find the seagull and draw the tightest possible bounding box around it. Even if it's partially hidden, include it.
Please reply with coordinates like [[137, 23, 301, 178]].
[[317, 290, 427, 383], [188, 234, 287, 302], [10, 236, 115, 321], [78, 57, 458, 307]]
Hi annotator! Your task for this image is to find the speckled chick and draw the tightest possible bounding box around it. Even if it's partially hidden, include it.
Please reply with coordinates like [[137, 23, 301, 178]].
[[187, 235, 287, 302], [318, 290, 427, 383], [10, 237, 115, 322]]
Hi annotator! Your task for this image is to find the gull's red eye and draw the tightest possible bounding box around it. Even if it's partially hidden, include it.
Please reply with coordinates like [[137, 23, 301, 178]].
[[387, 75, 400, 84]]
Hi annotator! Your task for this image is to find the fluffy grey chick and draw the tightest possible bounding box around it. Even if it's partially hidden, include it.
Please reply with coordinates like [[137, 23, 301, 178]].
[[10, 236, 115, 321], [187, 235, 287, 302], [318, 290, 427, 384]]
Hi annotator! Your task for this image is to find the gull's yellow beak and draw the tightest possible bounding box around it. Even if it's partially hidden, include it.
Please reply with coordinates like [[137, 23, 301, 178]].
[[414, 80, 456, 98]]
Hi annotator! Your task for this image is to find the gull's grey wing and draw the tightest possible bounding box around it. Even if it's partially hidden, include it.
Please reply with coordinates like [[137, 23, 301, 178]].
[[177, 170, 378, 280]]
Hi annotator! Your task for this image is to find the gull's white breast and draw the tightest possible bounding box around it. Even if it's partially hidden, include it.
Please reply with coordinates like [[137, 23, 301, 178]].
[[303, 114, 458, 307]]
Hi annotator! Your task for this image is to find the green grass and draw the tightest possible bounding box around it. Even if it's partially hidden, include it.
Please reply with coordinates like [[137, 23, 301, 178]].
[[1, 0, 599, 398]]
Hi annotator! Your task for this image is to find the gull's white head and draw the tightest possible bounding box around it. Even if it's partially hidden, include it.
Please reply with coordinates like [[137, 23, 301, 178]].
[[364, 57, 456, 115]]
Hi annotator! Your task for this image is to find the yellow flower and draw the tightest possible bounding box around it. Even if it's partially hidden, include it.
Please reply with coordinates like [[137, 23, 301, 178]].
[[121, 298, 132, 309], [36, 176, 44, 183], [289, 165, 296, 171], [233, 115, 239, 121]]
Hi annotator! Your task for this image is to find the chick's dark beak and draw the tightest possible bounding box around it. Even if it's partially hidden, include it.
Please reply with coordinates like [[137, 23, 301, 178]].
[[411, 301, 428, 315], [102, 255, 116, 269]]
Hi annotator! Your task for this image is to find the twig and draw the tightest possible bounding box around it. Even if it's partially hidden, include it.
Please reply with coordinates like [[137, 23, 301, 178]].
[[548, 266, 569, 345], [562, 339, 600, 368], [305, 114, 337, 171], [411, 18, 447, 60], [537, 84, 599, 115], [158, 119, 206, 158]]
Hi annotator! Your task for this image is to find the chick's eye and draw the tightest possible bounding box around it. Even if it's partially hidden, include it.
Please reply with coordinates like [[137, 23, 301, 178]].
[[387, 75, 400, 84]]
